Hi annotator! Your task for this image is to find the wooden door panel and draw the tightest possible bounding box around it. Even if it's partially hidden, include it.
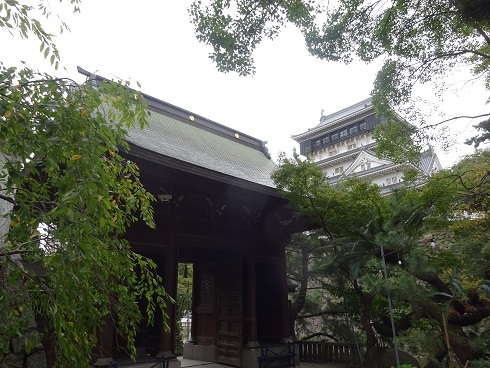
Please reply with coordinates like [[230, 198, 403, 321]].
[[193, 262, 217, 345], [217, 258, 242, 366]]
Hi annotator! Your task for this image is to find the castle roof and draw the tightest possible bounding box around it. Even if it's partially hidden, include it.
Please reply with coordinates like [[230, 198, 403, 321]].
[[317, 98, 372, 127]]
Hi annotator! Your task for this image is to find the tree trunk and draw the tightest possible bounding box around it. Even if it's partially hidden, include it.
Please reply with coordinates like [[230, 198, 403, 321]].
[[352, 280, 376, 349], [289, 243, 310, 337]]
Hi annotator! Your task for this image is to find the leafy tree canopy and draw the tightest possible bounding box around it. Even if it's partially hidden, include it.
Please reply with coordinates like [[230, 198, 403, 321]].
[[0, 1, 171, 367], [273, 150, 490, 365], [466, 118, 490, 148], [0, 0, 81, 68], [190, 0, 490, 152]]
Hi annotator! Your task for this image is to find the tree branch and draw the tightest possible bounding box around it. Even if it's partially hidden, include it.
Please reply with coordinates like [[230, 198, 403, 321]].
[[448, 297, 490, 326], [0, 193, 17, 206], [416, 270, 453, 297], [297, 310, 346, 319], [0, 248, 36, 257], [423, 112, 490, 129], [434, 48, 490, 60], [298, 332, 339, 342], [475, 26, 490, 47], [461, 48, 490, 59]]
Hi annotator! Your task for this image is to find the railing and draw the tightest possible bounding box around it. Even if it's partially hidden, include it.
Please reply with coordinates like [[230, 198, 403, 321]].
[[258, 342, 296, 368], [295, 340, 361, 366]]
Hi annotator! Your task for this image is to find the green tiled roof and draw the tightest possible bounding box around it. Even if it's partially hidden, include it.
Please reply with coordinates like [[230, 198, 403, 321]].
[[126, 106, 277, 189], [76, 67, 276, 190]]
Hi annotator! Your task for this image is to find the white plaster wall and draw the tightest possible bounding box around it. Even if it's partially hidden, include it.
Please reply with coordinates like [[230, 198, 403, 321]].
[[0, 153, 13, 248], [371, 171, 405, 188]]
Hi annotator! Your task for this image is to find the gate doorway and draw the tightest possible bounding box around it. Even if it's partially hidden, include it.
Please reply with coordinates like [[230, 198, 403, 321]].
[[192, 257, 243, 366], [178, 263, 193, 348]]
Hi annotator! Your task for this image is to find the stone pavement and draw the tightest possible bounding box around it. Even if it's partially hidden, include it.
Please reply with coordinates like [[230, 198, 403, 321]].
[[181, 359, 348, 368], [180, 358, 227, 368], [106, 357, 350, 368], [301, 363, 348, 368]]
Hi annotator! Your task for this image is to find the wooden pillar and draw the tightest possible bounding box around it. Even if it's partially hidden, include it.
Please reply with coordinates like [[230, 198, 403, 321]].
[[158, 245, 178, 357], [246, 254, 259, 348], [94, 312, 115, 365], [279, 246, 292, 343]]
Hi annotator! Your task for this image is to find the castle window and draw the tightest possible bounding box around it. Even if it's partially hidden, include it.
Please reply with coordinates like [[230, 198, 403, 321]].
[[315, 140, 321, 148], [340, 130, 348, 138], [322, 137, 330, 145], [335, 166, 344, 175], [332, 133, 339, 141], [386, 177, 398, 185], [350, 126, 358, 134], [359, 122, 367, 131], [361, 163, 371, 171], [348, 143, 356, 150]]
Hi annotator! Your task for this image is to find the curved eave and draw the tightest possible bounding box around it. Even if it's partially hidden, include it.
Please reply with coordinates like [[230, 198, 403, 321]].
[[353, 163, 404, 179], [317, 152, 359, 168], [315, 143, 377, 168], [327, 163, 404, 183], [292, 108, 410, 143], [292, 106, 374, 142], [125, 143, 282, 198]]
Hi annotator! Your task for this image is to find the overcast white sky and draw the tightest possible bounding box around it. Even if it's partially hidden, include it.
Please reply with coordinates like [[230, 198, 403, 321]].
[[2, 1, 488, 167]]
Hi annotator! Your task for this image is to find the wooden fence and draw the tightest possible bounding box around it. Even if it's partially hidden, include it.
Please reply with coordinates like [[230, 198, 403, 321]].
[[295, 340, 361, 366]]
